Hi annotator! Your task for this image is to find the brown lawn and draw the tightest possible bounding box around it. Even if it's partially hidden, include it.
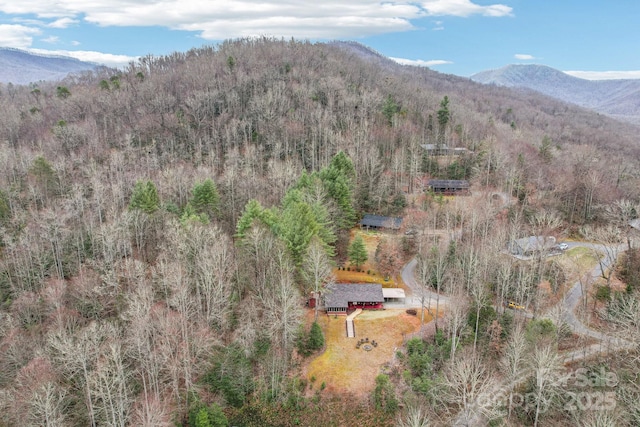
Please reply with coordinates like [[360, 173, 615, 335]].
[[335, 228, 409, 291], [345, 229, 383, 273], [304, 309, 428, 398], [561, 246, 601, 272], [333, 269, 397, 287]]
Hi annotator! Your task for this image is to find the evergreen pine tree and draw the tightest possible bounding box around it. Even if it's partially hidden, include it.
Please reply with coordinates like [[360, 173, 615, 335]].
[[307, 321, 324, 350], [348, 235, 368, 269], [235, 199, 265, 238], [191, 178, 220, 219], [129, 180, 160, 214]]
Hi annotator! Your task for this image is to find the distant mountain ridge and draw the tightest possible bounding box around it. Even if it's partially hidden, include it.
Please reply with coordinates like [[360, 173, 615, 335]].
[[0, 48, 99, 85], [471, 64, 640, 124]]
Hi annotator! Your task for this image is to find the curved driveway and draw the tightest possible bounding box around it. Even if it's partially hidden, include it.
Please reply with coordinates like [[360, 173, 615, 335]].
[[400, 241, 635, 352], [400, 257, 450, 308], [560, 242, 635, 352]]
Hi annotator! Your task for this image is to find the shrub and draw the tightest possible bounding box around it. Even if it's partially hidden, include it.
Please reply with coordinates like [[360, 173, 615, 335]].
[[188, 403, 228, 427], [296, 322, 324, 356], [373, 374, 398, 414], [204, 345, 254, 408], [307, 322, 324, 351], [595, 285, 611, 303], [525, 318, 556, 344]]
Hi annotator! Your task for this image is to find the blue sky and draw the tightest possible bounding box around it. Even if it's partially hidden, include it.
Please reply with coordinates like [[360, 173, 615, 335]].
[[0, 0, 639, 79]]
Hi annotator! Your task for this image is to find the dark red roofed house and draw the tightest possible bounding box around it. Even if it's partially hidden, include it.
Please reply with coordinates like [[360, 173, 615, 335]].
[[324, 283, 384, 314], [323, 283, 405, 314]]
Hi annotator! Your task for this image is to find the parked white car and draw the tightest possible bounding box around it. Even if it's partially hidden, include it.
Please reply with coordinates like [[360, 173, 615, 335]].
[[558, 243, 569, 251]]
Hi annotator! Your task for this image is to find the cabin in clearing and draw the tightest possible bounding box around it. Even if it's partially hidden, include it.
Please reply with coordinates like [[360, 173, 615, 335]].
[[324, 283, 405, 314], [507, 236, 557, 257], [427, 179, 470, 195], [359, 214, 403, 231], [421, 144, 469, 156]]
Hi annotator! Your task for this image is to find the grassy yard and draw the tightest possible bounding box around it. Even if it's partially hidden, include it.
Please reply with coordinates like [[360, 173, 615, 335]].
[[305, 309, 428, 398], [347, 229, 383, 272], [563, 246, 601, 271]]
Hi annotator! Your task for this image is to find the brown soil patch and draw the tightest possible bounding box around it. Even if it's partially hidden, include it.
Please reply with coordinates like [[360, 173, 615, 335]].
[[304, 309, 426, 398], [608, 275, 627, 292], [559, 333, 600, 352]]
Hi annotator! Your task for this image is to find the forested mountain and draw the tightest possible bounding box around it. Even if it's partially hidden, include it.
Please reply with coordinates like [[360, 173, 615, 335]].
[[0, 48, 100, 85], [471, 64, 640, 124], [1, 38, 640, 426]]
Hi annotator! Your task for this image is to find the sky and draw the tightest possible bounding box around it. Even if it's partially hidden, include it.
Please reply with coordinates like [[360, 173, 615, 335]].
[[0, 0, 639, 80]]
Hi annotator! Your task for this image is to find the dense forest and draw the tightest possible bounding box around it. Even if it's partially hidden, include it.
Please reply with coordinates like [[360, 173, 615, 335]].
[[1, 38, 640, 426]]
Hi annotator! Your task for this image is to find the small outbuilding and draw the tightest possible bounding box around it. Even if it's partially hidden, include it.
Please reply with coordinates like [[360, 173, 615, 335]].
[[427, 179, 470, 195], [359, 214, 403, 231], [508, 236, 557, 257], [421, 144, 469, 156]]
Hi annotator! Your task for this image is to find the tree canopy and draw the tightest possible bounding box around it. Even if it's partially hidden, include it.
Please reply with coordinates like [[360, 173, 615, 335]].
[[190, 178, 220, 219], [348, 234, 368, 269], [129, 180, 160, 214]]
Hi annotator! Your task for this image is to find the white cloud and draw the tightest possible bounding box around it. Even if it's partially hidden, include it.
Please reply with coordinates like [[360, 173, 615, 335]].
[[71, 40, 80, 46], [515, 54, 535, 60], [11, 17, 46, 26], [28, 48, 138, 68], [390, 57, 453, 67], [421, 0, 512, 17], [0, 1, 512, 41], [48, 17, 78, 28], [42, 35, 58, 43], [0, 1, 421, 39], [564, 70, 640, 81], [0, 24, 41, 48]]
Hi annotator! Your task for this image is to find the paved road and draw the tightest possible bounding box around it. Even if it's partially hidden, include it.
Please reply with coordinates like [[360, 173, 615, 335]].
[[561, 242, 625, 338], [560, 242, 636, 359], [400, 257, 450, 309]]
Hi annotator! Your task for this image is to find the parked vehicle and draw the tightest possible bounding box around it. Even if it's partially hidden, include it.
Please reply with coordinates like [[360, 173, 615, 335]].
[[504, 300, 525, 310], [559, 243, 569, 250]]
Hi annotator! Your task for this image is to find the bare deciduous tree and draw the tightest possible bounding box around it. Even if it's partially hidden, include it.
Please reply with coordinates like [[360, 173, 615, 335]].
[[501, 325, 528, 420], [48, 321, 116, 427], [440, 350, 499, 425], [302, 236, 335, 321], [396, 404, 432, 427], [528, 344, 563, 427]]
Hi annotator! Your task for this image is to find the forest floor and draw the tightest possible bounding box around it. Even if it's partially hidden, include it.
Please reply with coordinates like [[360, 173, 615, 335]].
[[303, 309, 427, 399]]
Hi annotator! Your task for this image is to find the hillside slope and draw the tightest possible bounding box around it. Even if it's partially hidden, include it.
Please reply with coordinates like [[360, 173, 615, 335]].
[[471, 64, 640, 124], [0, 39, 640, 426], [0, 48, 98, 85]]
